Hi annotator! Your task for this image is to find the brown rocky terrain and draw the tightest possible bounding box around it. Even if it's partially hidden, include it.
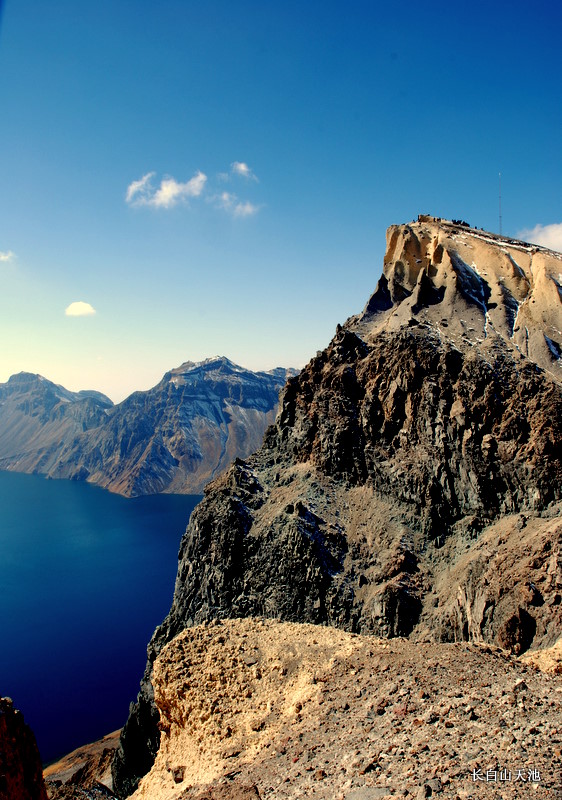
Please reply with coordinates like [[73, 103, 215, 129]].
[[43, 730, 120, 799], [0, 359, 294, 496], [111, 217, 561, 796], [0, 696, 48, 800], [132, 618, 562, 800]]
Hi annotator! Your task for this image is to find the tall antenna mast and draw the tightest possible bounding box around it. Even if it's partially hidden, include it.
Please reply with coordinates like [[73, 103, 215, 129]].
[[499, 172, 502, 236]]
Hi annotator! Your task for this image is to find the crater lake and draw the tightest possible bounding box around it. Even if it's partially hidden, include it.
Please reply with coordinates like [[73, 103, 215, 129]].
[[0, 470, 201, 763]]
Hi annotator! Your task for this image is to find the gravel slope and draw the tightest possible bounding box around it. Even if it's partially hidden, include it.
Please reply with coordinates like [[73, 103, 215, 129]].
[[131, 618, 562, 800]]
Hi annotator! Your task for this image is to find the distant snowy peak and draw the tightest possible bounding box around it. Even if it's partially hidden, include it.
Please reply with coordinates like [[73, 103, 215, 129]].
[[168, 356, 297, 384], [171, 355, 236, 373]]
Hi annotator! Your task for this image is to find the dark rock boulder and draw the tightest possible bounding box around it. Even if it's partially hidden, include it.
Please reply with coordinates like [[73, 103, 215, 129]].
[[0, 697, 48, 800]]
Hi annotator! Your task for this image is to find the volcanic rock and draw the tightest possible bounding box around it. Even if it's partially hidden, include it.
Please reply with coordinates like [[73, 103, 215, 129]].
[[0, 696, 48, 800], [113, 219, 562, 796], [130, 618, 562, 800], [43, 730, 120, 798]]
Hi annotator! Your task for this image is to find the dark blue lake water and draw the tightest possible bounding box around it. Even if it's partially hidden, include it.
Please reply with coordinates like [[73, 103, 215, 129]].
[[0, 471, 200, 763]]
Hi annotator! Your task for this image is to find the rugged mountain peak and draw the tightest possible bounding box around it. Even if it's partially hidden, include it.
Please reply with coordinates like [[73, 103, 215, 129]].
[[113, 220, 562, 796], [358, 216, 562, 377], [3, 372, 113, 407], [168, 355, 238, 376], [0, 360, 294, 497], [168, 357, 298, 383], [0, 374, 113, 477], [165, 357, 289, 392]]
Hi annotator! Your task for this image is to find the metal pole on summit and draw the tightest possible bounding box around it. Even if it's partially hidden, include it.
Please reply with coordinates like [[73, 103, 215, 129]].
[[499, 172, 502, 236]]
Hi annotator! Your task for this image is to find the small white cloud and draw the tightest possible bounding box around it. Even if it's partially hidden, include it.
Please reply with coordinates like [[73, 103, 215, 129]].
[[216, 191, 235, 210], [126, 171, 207, 209], [0, 250, 15, 262], [231, 161, 258, 181], [214, 192, 260, 218], [152, 172, 207, 208], [65, 301, 96, 317], [518, 222, 562, 253], [126, 172, 155, 204], [233, 200, 260, 217]]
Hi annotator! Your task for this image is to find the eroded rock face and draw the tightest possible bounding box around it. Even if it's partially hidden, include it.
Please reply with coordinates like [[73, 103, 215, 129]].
[[43, 729, 119, 799], [0, 697, 48, 800], [113, 219, 562, 796]]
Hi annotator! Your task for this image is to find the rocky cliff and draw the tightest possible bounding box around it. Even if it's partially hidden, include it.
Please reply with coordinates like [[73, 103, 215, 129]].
[[0, 359, 294, 496], [113, 218, 562, 796], [0, 697, 48, 800]]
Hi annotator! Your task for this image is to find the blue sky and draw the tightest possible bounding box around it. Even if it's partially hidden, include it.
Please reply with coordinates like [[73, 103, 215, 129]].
[[1, 0, 560, 401]]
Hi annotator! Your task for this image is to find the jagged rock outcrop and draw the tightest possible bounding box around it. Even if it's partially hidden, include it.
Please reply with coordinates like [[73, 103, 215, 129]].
[[43, 730, 119, 799], [0, 697, 48, 800], [0, 359, 294, 496], [113, 218, 562, 796]]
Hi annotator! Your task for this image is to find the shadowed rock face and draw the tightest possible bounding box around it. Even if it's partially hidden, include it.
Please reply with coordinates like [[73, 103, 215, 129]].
[[0, 697, 48, 800], [0, 359, 294, 496], [113, 218, 562, 797]]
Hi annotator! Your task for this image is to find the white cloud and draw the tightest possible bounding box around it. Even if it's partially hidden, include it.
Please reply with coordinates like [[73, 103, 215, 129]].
[[152, 172, 207, 208], [126, 164, 260, 216], [518, 222, 562, 253], [126, 172, 155, 204], [231, 161, 258, 181], [0, 250, 15, 262], [217, 191, 235, 210], [65, 301, 96, 317], [126, 171, 207, 208], [215, 192, 260, 218], [232, 200, 260, 217]]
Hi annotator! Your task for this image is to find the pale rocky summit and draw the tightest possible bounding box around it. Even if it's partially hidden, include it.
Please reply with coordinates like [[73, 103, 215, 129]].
[[362, 217, 562, 378], [0, 359, 294, 496], [113, 218, 562, 797]]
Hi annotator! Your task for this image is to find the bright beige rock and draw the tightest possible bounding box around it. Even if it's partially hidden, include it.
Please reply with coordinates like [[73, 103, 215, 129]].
[[131, 618, 562, 800]]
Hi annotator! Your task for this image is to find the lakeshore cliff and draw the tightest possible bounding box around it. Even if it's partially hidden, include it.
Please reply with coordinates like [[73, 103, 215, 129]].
[[113, 217, 561, 797]]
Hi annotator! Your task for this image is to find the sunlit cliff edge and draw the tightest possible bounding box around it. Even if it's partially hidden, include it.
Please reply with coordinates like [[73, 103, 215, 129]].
[[112, 218, 561, 798]]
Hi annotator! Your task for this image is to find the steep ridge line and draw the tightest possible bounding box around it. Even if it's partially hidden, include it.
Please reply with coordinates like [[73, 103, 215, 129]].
[[112, 218, 562, 797]]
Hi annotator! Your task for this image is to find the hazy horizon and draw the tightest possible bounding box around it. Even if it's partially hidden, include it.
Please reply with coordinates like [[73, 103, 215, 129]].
[[1, 0, 560, 401]]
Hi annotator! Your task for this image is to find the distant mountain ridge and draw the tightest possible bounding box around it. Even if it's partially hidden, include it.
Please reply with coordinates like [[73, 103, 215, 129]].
[[0, 357, 296, 496], [0, 372, 113, 475]]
